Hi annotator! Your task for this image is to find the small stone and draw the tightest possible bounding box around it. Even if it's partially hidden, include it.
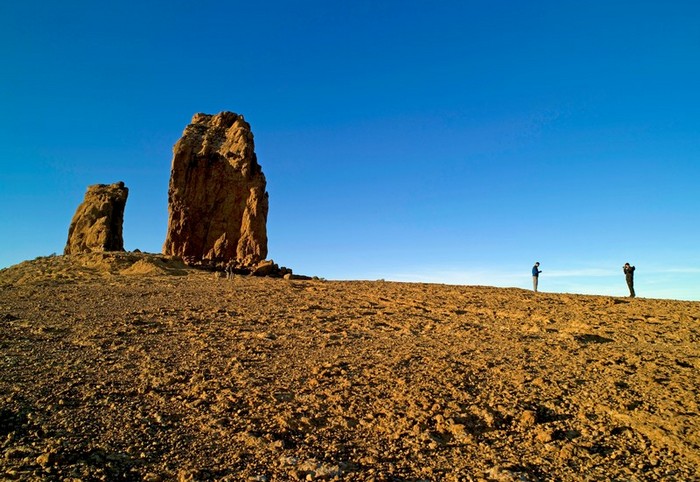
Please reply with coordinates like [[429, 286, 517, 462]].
[[5, 447, 33, 461], [36, 450, 58, 466], [520, 410, 537, 428], [536, 428, 554, 443], [289, 470, 306, 480], [558, 443, 576, 460]]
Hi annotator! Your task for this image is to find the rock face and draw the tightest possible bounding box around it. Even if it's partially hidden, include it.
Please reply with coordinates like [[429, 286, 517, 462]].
[[64, 182, 128, 255], [163, 112, 269, 266]]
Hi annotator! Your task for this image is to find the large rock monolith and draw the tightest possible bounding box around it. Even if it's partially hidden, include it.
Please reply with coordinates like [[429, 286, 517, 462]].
[[163, 112, 269, 266], [64, 182, 129, 255]]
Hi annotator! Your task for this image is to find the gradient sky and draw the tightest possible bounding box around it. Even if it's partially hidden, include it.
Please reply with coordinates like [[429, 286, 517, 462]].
[[2, 1, 699, 300]]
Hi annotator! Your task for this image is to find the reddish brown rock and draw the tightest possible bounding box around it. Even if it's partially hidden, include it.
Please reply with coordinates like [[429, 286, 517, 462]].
[[163, 112, 268, 266], [64, 182, 128, 255]]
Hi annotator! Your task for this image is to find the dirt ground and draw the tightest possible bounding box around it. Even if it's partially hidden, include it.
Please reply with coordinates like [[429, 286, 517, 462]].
[[1, 253, 699, 481]]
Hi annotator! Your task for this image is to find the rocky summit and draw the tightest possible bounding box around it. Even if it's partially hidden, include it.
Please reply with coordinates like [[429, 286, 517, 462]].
[[163, 112, 269, 267], [64, 181, 128, 255]]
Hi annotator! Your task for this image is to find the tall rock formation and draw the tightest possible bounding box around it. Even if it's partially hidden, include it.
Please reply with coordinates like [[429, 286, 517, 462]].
[[64, 182, 129, 255], [163, 112, 269, 266]]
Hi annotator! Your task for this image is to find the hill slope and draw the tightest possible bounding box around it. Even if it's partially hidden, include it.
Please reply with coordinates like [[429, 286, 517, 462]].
[[1, 254, 699, 481]]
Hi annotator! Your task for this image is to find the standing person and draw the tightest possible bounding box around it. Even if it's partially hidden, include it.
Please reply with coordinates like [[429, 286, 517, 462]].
[[532, 262, 542, 292], [623, 262, 636, 297]]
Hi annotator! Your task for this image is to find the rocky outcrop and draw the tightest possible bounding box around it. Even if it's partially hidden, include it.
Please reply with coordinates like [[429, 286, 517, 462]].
[[64, 182, 128, 255], [163, 112, 269, 266]]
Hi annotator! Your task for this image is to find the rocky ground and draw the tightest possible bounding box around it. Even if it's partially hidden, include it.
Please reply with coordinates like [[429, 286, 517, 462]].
[[1, 253, 699, 481]]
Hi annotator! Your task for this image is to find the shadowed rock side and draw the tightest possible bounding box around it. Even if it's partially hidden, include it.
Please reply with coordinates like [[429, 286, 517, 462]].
[[163, 112, 269, 267], [64, 182, 128, 255]]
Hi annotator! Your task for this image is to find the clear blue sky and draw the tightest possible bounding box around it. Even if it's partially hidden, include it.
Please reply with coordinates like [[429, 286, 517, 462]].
[[2, 1, 699, 300]]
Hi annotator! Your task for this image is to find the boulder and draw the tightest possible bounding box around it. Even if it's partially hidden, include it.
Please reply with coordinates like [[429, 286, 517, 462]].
[[251, 260, 278, 277], [64, 182, 128, 255], [163, 112, 268, 266]]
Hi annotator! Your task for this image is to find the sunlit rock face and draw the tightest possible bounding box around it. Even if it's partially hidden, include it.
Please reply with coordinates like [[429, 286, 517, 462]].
[[65, 182, 129, 255], [163, 112, 268, 266]]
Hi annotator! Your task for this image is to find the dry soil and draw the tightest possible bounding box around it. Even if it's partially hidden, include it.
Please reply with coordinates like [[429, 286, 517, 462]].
[[1, 253, 699, 481]]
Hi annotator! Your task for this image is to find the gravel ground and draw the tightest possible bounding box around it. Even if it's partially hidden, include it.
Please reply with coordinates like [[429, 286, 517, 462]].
[[1, 253, 699, 481]]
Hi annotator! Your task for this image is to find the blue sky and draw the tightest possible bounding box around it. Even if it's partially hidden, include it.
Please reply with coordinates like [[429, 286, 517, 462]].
[[1, 1, 699, 300]]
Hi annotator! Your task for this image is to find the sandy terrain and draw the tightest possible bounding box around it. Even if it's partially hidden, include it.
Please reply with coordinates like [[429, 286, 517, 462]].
[[1, 253, 699, 481]]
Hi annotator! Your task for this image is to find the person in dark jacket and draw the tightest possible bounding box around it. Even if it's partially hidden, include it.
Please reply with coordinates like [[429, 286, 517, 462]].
[[532, 262, 542, 292], [623, 262, 636, 297]]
